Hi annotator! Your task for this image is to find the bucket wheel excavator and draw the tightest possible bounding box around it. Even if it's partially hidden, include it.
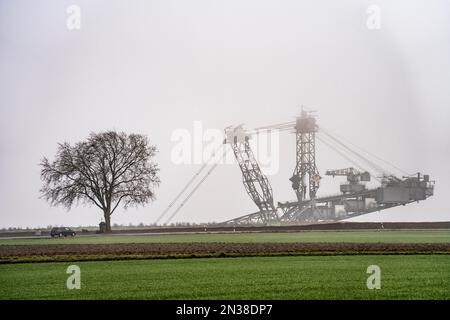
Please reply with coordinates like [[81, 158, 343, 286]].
[[159, 109, 435, 226]]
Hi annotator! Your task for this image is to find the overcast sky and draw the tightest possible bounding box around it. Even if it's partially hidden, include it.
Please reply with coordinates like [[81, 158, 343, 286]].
[[1, 0, 449, 228]]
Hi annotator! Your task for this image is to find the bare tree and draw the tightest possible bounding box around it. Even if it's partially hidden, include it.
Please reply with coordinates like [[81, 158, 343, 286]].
[[40, 131, 160, 232]]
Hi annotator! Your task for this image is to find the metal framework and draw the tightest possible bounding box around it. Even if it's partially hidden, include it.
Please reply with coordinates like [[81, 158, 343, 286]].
[[278, 173, 434, 224], [219, 112, 434, 226], [159, 111, 435, 227], [225, 126, 278, 223], [290, 110, 320, 202]]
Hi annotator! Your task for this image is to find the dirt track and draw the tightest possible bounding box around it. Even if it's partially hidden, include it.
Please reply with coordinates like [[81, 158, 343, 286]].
[[1, 243, 450, 262]]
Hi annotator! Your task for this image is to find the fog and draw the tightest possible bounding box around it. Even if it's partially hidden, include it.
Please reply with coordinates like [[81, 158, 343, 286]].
[[1, 0, 449, 228]]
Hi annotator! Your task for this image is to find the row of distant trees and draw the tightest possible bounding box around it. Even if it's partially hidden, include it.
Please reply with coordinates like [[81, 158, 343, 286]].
[[0, 222, 219, 232]]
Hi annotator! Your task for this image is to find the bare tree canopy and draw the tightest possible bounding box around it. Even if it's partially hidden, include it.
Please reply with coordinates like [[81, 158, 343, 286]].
[[40, 131, 160, 232]]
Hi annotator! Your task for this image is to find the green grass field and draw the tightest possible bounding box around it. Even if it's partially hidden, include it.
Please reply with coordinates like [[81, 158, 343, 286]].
[[1, 255, 449, 299], [1, 230, 449, 299], [1, 230, 450, 245]]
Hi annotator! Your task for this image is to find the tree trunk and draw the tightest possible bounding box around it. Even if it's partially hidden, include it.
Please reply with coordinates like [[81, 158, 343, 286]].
[[104, 209, 112, 232]]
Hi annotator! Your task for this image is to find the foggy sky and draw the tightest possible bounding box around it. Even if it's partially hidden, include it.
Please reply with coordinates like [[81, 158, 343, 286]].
[[1, 0, 449, 228]]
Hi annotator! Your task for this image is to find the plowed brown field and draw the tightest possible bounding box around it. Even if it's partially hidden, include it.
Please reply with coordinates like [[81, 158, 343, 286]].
[[2, 242, 450, 263]]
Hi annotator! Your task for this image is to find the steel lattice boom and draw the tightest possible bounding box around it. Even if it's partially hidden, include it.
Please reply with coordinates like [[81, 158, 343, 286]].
[[159, 110, 435, 226], [219, 111, 434, 226], [224, 126, 278, 224]]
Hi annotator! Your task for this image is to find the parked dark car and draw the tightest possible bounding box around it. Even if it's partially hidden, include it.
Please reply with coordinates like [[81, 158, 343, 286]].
[[50, 227, 76, 238]]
